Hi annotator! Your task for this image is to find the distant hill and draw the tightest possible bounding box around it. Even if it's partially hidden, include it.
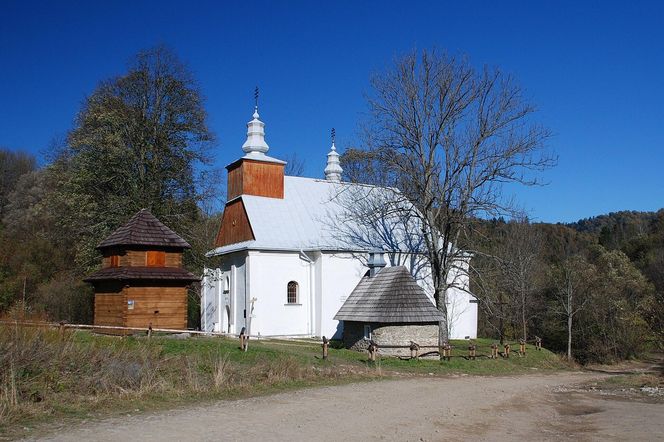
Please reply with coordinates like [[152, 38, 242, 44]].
[[565, 209, 664, 250]]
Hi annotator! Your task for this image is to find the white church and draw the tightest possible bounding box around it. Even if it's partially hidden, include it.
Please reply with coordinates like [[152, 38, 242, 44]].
[[201, 106, 478, 340]]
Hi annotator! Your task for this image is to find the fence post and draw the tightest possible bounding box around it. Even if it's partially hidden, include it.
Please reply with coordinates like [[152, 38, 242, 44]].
[[367, 340, 378, 362], [409, 341, 420, 359], [519, 339, 526, 357], [503, 343, 510, 359], [442, 342, 452, 361], [490, 342, 498, 359], [239, 327, 247, 351], [147, 323, 153, 340], [322, 336, 329, 359], [468, 342, 476, 360], [535, 336, 542, 351], [59, 321, 66, 341]]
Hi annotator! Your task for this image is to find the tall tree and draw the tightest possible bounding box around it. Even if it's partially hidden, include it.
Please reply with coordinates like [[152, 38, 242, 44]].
[[496, 219, 543, 341], [356, 49, 554, 349], [0, 148, 36, 218], [472, 218, 543, 343], [550, 255, 595, 360], [51, 45, 215, 269]]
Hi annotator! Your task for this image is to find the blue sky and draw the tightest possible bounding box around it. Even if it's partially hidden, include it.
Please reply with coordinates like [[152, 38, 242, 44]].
[[1, 1, 662, 222]]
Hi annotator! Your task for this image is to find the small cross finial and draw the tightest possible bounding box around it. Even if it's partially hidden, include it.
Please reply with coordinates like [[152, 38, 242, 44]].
[[254, 86, 259, 109]]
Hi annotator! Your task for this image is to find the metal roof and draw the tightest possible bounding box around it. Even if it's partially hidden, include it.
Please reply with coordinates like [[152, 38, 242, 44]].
[[334, 266, 443, 323], [207, 176, 413, 256]]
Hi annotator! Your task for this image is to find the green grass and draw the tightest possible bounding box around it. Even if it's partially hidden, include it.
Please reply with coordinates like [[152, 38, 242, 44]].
[[129, 335, 566, 375], [1, 328, 567, 439]]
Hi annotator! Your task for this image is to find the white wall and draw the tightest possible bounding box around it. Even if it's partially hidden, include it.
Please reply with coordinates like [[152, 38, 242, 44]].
[[201, 252, 247, 334], [319, 252, 368, 339], [246, 250, 313, 336], [445, 256, 477, 339], [446, 287, 478, 339], [204, 249, 478, 340]]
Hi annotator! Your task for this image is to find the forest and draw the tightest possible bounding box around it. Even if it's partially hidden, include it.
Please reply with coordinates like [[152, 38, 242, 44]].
[[472, 212, 663, 363], [1, 46, 662, 364]]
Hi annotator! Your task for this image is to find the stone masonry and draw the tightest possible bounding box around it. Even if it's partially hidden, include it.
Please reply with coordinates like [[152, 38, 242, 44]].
[[343, 321, 439, 356]]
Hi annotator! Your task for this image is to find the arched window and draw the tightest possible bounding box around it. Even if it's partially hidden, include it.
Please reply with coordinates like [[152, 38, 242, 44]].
[[223, 276, 230, 294], [287, 281, 298, 304]]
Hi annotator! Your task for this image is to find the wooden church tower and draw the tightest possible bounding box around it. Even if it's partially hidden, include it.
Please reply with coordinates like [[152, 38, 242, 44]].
[[85, 209, 198, 330], [215, 105, 286, 247]]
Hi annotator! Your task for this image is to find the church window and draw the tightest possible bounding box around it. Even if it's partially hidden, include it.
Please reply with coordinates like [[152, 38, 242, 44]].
[[223, 276, 230, 294], [109, 255, 119, 267], [287, 281, 298, 304]]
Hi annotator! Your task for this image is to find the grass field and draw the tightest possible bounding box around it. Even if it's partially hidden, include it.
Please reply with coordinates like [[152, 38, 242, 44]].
[[0, 325, 568, 439]]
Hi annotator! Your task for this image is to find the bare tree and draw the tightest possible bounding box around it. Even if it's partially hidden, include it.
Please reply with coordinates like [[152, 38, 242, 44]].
[[495, 218, 543, 341], [283, 152, 306, 176], [552, 255, 594, 360], [331, 183, 430, 281], [359, 49, 554, 350]]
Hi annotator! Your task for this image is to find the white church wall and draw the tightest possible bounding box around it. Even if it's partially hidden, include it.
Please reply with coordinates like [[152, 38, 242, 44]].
[[445, 256, 477, 339], [201, 269, 218, 333], [446, 286, 478, 339], [203, 249, 477, 339], [319, 252, 368, 339], [246, 250, 313, 336], [201, 252, 248, 334]]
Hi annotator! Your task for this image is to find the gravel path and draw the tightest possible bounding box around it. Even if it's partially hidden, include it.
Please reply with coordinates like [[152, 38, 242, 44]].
[[30, 371, 663, 441]]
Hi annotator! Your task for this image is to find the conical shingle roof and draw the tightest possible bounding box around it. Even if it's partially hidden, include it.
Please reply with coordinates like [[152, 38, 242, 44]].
[[97, 209, 191, 250], [334, 266, 443, 323]]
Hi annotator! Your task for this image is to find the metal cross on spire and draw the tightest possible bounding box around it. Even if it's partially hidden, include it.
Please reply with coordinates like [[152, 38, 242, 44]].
[[331, 127, 336, 145], [254, 86, 259, 109]]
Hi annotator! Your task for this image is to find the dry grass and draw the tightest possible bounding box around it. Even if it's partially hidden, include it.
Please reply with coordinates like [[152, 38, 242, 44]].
[[0, 325, 359, 435]]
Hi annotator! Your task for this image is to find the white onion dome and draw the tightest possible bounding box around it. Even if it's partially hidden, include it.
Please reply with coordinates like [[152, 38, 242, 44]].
[[324, 141, 343, 182], [241, 107, 270, 157]]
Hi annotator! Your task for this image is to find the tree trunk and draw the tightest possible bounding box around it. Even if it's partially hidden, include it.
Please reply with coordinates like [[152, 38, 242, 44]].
[[567, 312, 573, 361], [436, 287, 449, 360], [566, 274, 573, 361], [521, 290, 527, 342]]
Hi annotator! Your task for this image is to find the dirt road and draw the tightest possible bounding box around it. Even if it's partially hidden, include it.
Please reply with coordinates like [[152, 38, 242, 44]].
[[31, 371, 663, 441]]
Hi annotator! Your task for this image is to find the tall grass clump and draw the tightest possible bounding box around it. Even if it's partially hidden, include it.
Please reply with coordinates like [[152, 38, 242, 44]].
[[0, 324, 163, 425]]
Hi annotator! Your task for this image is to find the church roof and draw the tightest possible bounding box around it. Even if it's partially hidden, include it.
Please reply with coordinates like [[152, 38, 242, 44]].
[[98, 209, 191, 250], [334, 266, 443, 323], [207, 176, 408, 256]]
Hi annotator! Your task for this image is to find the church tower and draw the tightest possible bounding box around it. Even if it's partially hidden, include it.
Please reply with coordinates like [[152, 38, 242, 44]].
[[216, 102, 286, 247], [226, 106, 286, 200]]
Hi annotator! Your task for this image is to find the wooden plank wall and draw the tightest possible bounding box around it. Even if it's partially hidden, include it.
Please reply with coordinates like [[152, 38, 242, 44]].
[[102, 250, 182, 268], [94, 292, 125, 327], [215, 199, 255, 246], [227, 164, 243, 200], [124, 286, 187, 330], [165, 252, 182, 267], [227, 159, 284, 200]]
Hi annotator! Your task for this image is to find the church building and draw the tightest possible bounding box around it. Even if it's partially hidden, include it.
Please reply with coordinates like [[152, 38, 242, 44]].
[[201, 106, 478, 340]]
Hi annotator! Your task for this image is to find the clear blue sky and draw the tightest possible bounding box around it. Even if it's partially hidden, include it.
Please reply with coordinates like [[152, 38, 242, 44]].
[[1, 1, 662, 222]]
